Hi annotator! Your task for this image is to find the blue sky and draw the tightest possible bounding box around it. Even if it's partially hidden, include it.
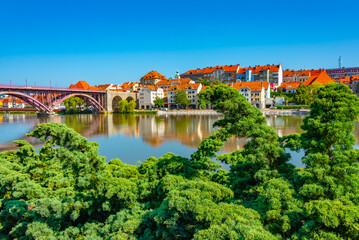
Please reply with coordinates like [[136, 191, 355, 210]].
[[0, 0, 358, 87]]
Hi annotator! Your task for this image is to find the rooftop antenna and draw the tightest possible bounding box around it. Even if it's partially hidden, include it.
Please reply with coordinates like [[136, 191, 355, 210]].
[[338, 56, 342, 68]]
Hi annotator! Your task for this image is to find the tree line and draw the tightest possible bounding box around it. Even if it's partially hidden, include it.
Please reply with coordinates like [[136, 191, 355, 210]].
[[1, 82, 359, 239]]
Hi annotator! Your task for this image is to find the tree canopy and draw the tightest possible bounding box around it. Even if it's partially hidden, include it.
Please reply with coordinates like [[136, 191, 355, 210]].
[[153, 97, 164, 108], [174, 90, 190, 109], [63, 96, 87, 113], [116, 100, 136, 113], [1, 82, 359, 239]]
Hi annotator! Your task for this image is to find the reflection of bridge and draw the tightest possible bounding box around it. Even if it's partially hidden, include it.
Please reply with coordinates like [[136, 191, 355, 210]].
[[0, 84, 138, 113]]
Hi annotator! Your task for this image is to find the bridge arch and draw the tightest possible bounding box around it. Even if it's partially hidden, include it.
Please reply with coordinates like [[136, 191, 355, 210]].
[[126, 96, 135, 102], [112, 95, 123, 111], [51, 93, 104, 111], [0, 92, 50, 112]]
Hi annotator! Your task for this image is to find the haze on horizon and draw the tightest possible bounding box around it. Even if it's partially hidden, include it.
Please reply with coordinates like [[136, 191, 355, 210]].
[[0, 0, 358, 87]]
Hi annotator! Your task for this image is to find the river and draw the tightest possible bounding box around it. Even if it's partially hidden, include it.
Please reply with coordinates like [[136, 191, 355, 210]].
[[1, 114, 359, 168]]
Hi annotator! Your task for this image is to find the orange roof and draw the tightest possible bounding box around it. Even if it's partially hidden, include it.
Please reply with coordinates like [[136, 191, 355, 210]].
[[183, 65, 240, 75], [279, 82, 302, 89], [252, 64, 280, 73], [304, 71, 334, 86], [283, 69, 323, 77], [283, 70, 295, 77], [177, 78, 194, 84], [141, 85, 161, 91], [333, 75, 359, 85], [236, 64, 280, 75], [310, 69, 325, 76], [121, 82, 139, 88], [231, 81, 268, 91], [97, 84, 111, 90], [168, 83, 201, 91], [141, 71, 166, 80], [157, 79, 176, 86], [69, 81, 99, 90]]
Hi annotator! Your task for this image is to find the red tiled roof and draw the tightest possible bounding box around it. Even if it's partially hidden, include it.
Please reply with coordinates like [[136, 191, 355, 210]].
[[121, 82, 139, 88], [183, 65, 240, 75], [97, 84, 111, 90], [141, 71, 166, 80], [333, 75, 359, 85], [69, 81, 99, 90], [304, 71, 334, 86], [168, 83, 201, 91], [231, 81, 268, 91], [140, 85, 161, 91], [279, 82, 302, 89]]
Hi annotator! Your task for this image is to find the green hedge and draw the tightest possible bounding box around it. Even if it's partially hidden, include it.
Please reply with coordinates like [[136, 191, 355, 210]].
[[113, 110, 157, 115], [274, 105, 309, 109]]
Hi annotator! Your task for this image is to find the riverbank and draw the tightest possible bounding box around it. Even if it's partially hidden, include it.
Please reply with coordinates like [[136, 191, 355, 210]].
[[157, 109, 311, 116], [261, 108, 310, 115], [157, 110, 222, 115]]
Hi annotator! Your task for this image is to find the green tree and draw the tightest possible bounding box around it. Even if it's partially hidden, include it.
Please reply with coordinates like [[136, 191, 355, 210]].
[[197, 77, 211, 86], [294, 83, 323, 105], [126, 100, 137, 112], [153, 97, 164, 108], [63, 96, 86, 112], [174, 90, 190, 109], [117, 99, 128, 113], [283, 83, 359, 239], [293, 83, 308, 104]]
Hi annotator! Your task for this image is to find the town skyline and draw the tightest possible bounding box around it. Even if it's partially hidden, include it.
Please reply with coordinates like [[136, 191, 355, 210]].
[[1, 0, 359, 87]]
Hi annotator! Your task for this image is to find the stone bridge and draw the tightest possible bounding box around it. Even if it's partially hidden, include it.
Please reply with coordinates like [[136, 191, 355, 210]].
[[105, 91, 138, 112]]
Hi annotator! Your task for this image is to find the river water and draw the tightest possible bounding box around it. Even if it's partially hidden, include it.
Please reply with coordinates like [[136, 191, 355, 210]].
[[1, 114, 358, 168]]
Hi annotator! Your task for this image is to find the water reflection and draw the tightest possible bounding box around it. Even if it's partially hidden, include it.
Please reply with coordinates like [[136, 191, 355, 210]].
[[0, 113, 331, 167]]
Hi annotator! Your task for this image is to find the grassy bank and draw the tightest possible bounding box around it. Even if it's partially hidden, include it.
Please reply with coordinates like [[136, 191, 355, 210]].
[[274, 105, 309, 109]]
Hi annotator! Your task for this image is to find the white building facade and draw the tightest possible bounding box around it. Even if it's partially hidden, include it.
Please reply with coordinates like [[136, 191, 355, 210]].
[[139, 87, 164, 109]]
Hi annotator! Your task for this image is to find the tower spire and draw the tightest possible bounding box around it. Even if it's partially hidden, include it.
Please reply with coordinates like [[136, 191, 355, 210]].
[[339, 56, 342, 68]]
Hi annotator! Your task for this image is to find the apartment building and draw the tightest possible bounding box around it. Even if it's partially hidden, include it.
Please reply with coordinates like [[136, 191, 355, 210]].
[[326, 67, 359, 78], [231, 81, 269, 108], [278, 82, 302, 93], [138, 86, 164, 109], [181, 64, 240, 83], [283, 69, 325, 83], [334, 75, 359, 97], [157, 78, 195, 97], [236, 64, 283, 87], [168, 83, 202, 109]]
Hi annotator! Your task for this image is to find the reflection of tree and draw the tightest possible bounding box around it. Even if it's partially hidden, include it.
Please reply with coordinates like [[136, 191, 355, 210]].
[[113, 114, 137, 127], [5, 114, 347, 154]]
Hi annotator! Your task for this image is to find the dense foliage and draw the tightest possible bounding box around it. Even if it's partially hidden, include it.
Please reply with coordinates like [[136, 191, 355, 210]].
[[116, 100, 136, 113], [1, 82, 359, 239], [63, 97, 87, 113], [153, 97, 164, 108], [293, 83, 323, 105]]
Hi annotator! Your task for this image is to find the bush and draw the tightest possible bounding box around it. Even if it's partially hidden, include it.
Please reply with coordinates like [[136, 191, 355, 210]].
[[274, 105, 309, 109]]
